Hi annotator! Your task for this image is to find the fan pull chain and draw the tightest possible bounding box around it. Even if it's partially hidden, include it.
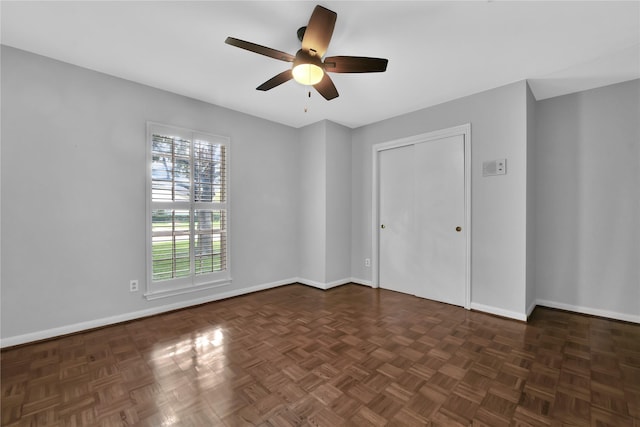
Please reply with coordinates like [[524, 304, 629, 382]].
[[304, 89, 311, 113]]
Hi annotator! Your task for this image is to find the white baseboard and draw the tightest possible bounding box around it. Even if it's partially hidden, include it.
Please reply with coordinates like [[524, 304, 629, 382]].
[[350, 277, 374, 287], [295, 277, 375, 290], [0, 278, 296, 348], [10, 281, 634, 348], [535, 299, 640, 324], [295, 277, 353, 290], [295, 277, 327, 290], [526, 300, 537, 318], [470, 302, 528, 321], [325, 279, 350, 290]]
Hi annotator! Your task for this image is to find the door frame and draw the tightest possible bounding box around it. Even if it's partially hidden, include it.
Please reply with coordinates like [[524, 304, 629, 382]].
[[371, 123, 471, 309]]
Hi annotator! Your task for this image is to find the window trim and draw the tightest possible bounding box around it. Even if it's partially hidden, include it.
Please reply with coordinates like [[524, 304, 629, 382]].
[[145, 122, 231, 300]]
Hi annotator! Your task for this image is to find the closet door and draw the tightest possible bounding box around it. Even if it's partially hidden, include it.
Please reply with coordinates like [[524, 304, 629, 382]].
[[379, 144, 416, 296], [378, 134, 466, 307]]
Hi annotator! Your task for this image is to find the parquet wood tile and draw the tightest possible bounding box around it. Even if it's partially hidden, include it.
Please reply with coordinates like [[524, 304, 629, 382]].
[[2, 283, 640, 426]]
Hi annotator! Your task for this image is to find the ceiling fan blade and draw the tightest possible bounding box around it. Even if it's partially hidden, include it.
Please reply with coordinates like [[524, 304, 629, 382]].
[[314, 73, 339, 100], [324, 56, 388, 73], [256, 70, 293, 91], [225, 37, 295, 62], [302, 5, 337, 58]]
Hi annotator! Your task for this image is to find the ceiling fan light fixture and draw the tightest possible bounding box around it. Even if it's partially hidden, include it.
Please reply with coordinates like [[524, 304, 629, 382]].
[[292, 63, 324, 85], [292, 49, 324, 86]]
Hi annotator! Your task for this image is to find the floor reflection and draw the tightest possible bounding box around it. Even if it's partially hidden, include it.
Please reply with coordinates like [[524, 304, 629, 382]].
[[147, 326, 228, 425]]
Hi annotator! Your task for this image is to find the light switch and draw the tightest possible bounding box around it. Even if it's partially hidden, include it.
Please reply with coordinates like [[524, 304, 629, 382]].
[[483, 158, 507, 176]]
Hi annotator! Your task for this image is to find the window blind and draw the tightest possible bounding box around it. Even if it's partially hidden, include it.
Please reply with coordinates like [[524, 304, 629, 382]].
[[147, 123, 230, 298]]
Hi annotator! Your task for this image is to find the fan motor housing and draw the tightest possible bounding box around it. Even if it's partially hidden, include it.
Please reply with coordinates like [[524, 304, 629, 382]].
[[297, 27, 307, 42], [293, 49, 323, 68]]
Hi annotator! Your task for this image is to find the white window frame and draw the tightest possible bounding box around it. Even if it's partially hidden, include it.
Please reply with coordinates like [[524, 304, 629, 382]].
[[145, 122, 231, 300]]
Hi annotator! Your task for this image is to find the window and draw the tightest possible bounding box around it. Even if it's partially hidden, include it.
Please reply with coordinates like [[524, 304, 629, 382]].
[[146, 123, 230, 299]]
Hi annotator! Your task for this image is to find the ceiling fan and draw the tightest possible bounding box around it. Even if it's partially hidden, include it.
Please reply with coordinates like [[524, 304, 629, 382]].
[[225, 5, 388, 100]]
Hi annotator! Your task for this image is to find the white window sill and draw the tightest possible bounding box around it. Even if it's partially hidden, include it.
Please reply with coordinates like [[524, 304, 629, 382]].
[[144, 278, 232, 301]]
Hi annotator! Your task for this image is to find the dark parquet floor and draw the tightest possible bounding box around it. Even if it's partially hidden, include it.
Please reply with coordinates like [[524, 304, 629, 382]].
[[2, 284, 639, 426]]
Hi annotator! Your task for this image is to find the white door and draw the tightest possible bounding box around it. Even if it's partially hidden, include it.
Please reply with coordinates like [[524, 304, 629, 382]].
[[379, 144, 416, 295], [378, 134, 466, 306]]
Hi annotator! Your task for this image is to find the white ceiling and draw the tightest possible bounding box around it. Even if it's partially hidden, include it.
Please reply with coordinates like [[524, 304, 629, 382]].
[[2, 1, 639, 128]]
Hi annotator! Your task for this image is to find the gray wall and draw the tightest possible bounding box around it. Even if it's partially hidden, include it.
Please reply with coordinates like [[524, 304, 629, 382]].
[[534, 79, 640, 320], [351, 81, 530, 319], [1, 46, 300, 343], [297, 120, 352, 286], [526, 83, 537, 315], [2, 45, 638, 345], [325, 121, 352, 284], [297, 121, 327, 284]]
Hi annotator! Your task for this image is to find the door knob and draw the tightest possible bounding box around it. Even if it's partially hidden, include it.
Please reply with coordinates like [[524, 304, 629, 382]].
[[456, 226, 462, 232], [381, 224, 386, 229]]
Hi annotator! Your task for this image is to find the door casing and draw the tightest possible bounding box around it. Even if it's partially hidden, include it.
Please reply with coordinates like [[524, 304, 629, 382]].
[[371, 123, 471, 309]]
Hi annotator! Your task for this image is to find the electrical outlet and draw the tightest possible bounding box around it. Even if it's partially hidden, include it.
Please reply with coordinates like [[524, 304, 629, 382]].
[[129, 280, 139, 292], [365, 258, 371, 267]]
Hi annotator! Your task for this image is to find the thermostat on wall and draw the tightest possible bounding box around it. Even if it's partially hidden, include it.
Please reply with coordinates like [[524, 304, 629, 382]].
[[483, 158, 506, 177]]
